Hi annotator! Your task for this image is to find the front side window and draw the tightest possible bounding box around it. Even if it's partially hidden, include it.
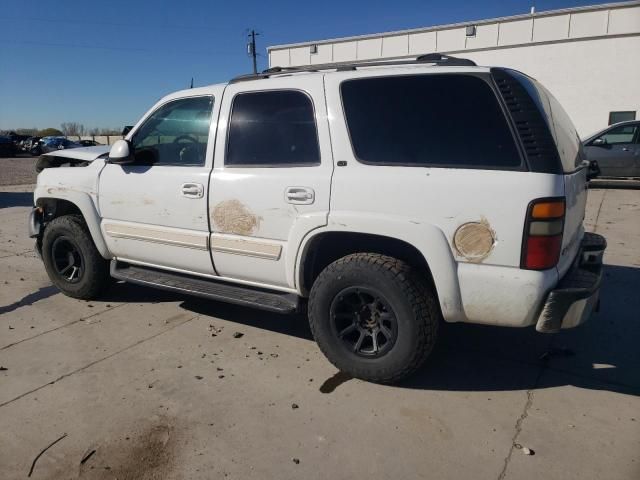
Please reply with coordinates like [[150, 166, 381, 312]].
[[597, 124, 638, 145], [132, 96, 213, 166], [226, 90, 320, 167], [340, 74, 521, 169]]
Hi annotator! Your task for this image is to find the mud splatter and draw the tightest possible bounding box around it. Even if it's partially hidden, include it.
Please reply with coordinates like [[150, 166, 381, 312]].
[[212, 200, 261, 236], [76, 419, 176, 480], [453, 218, 496, 262]]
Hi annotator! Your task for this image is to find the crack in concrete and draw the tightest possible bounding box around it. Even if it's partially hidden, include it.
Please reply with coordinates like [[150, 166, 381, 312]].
[[1, 302, 128, 351], [0, 314, 199, 408], [592, 189, 607, 234], [497, 367, 543, 480]]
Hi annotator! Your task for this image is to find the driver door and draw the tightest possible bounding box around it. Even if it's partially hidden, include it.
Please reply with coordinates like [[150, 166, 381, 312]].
[[98, 92, 221, 275]]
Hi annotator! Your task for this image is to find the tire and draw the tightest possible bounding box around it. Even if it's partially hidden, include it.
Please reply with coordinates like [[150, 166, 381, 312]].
[[308, 253, 440, 384], [42, 215, 110, 300]]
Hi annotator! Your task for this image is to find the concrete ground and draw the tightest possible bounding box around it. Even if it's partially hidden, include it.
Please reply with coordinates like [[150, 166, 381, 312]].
[[0, 156, 38, 186], [0, 183, 638, 480]]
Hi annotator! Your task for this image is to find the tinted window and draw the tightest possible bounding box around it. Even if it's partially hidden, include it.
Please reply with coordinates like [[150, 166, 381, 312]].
[[598, 124, 638, 145], [226, 90, 320, 167], [132, 96, 213, 166], [341, 75, 520, 168], [531, 80, 583, 171]]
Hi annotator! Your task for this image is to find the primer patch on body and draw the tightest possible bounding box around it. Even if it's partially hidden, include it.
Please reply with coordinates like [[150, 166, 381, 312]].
[[453, 220, 496, 262], [212, 200, 261, 236]]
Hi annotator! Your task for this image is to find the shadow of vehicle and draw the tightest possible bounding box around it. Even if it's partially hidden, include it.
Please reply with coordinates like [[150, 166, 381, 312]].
[[0, 192, 33, 208], [99, 264, 640, 396]]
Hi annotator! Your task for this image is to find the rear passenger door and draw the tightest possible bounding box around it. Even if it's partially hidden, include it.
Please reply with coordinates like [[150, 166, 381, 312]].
[[209, 76, 333, 289]]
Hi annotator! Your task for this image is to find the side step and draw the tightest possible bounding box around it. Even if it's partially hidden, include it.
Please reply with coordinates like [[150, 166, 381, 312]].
[[110, 261, 300, 314]]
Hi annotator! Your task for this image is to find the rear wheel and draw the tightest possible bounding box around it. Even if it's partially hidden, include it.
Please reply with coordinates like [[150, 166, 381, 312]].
[[308, 253, 440, 384], [42, 215, 110, 299]]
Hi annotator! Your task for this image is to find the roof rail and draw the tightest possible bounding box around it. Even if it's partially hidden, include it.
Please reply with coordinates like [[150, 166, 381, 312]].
[[229, 53, 477, 83]]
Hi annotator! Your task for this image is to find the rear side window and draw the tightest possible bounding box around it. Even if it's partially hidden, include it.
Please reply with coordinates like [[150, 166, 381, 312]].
[[226, 90, 320, 167], [340, 74, 521, 168], [530, 81, 583, 172]]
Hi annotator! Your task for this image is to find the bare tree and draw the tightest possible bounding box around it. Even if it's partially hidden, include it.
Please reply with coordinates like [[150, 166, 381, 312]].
[[60, 122, 86, 136]]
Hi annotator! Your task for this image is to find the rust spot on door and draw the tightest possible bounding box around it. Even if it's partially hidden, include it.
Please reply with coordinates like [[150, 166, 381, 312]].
[[453, 218, 496, 262], [212, 200, 261, 236]]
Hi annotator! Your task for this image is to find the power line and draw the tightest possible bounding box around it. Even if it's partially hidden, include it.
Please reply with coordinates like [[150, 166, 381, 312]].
[[0, 16, 212, 32], [0, 39, 236, 56]]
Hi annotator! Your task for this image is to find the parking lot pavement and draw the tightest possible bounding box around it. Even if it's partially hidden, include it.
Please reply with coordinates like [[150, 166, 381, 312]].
[[0, 186, 638, 480], [0, 156, 38, 186]]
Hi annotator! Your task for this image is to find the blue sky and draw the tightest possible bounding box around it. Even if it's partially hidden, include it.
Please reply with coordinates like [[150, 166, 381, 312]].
[[0, 0, 619, 130]]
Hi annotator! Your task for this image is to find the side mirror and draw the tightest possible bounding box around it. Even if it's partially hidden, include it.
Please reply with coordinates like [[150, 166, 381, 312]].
[[108, 139, 134, 164], [592, 137, 606, 146]]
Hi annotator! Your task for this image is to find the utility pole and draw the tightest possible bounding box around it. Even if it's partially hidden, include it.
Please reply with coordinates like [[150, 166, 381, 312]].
[[247, 29, 258, 74]]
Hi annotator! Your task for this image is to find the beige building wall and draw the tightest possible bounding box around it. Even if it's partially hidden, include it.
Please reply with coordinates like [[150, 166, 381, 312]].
[[268, 1, 640, 137]]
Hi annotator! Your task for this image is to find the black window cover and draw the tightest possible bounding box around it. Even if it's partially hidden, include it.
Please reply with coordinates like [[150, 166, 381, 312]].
[[226, 90, 320, 167], [341, 74, 521, 169]]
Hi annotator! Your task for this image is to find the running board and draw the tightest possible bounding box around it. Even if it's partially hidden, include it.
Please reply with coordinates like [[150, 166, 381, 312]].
[[110, 261, 299, 314]]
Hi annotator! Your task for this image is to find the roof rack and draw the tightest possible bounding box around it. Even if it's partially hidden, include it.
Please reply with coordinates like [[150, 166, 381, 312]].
[[229, 53, 477, 83]]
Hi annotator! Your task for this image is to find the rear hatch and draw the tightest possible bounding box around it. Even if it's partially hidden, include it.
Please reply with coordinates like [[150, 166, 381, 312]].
[[531, 81, 588, 277], [492, 68, 588, 277]]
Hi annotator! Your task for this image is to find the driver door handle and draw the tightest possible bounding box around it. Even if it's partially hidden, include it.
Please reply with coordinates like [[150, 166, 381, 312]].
[[181, 183, 204, 198]]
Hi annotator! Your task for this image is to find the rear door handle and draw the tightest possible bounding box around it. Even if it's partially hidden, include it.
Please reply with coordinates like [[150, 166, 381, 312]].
[[285, 187, 314, 205], [181, 183, 204, 198]]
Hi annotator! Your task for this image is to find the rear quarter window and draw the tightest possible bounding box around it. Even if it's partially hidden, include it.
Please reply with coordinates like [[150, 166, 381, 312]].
[[340, 74, 522, 169]]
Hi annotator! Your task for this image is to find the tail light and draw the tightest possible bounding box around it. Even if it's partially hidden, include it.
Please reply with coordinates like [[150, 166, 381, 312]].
[[521, 198, 565, 270]]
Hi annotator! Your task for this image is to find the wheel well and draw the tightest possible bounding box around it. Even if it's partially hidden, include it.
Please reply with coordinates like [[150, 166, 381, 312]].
[[300, 232, 435, 295], [36, 198, 82, 221]]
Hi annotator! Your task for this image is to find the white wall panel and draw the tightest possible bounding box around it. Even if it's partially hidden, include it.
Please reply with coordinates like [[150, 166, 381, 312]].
[[310, 44, 333, 64], [408, 31, 437, 55], [533, 14, 570, 42], [382, 35, 409, 57], [465, 23, 499, 49], [269, 49, 290, 68], [357, 38, 382, 60], [498, 19, 533, 46], [289, 47, 310, 67], [437, 27, 466, 51], [569, 10, 608, 38], [608, 6, 640, 35], [333, 41, 357, 62]]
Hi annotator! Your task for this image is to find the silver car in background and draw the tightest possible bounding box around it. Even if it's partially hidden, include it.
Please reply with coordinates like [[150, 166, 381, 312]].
[[583, 121, 640, 178]]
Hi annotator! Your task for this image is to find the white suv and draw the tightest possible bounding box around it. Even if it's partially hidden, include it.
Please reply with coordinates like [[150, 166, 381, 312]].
[[29, 54, 606, 383]]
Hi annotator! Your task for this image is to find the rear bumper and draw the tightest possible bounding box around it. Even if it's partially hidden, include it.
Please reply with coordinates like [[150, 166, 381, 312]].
[[535, 232, 607, 333]]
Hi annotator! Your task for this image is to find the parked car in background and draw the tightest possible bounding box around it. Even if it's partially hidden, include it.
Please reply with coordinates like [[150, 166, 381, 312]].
[[0, 136, 17, 157], [23, 136, 42, 152], [78, 139, 102, 147], [583, 121, 640, 178], [40, 137, 81, 154]]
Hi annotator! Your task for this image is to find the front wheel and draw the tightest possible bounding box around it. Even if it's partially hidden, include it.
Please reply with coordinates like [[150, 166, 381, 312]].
[[42, 215, 110, 299], [308, 253, 440, 384]]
